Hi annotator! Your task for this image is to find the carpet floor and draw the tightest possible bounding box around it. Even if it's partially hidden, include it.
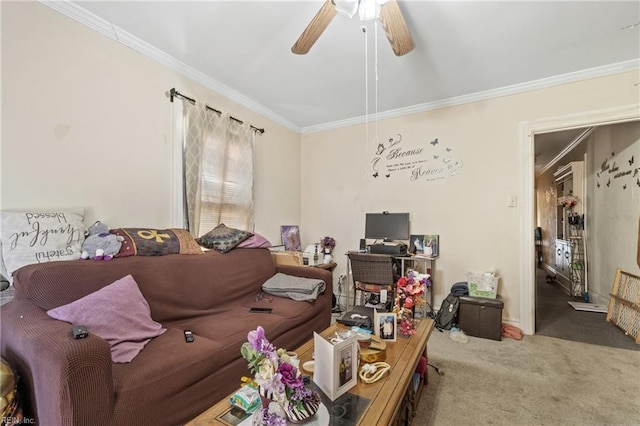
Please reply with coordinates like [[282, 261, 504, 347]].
[[415, 329, 640, 426]]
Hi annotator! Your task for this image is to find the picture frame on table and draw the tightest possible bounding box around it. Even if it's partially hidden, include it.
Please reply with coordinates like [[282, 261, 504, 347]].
[[424, 234, 439, 257], [313, 332, 358, 401], [409, 234, 424, 254], [374, 309, 397, 342]]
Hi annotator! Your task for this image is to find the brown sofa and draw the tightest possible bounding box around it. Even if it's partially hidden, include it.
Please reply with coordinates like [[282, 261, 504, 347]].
[[0, 248, 332, 425]]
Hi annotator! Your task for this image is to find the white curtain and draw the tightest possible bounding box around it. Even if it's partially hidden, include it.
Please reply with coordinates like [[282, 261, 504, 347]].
[[180, 100, 255, 237]]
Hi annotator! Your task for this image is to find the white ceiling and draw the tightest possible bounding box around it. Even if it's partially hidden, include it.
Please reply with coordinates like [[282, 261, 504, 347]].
[[53, 0, 639, 134]]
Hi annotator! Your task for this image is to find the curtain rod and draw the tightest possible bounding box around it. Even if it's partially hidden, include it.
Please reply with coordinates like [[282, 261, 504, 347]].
[[169, 88, 265, 134]]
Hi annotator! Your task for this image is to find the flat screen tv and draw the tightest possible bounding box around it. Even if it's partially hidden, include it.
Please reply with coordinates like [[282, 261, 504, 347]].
[[365, 212, 410, 242]]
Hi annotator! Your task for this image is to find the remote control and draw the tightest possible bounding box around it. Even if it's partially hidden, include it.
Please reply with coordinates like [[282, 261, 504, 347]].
[[72, 325, 88, 339], [249, 307, 273, 313]]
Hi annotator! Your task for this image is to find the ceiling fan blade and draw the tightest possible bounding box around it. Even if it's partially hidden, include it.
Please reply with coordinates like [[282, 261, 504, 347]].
[[378, 0, 414, 56], [291, 0, 337, 55]]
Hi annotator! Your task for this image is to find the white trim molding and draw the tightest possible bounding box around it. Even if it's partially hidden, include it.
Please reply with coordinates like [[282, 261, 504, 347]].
[[304, 59, 640, 134], [41, 0, 300, 133], [41, 1, 639, 136]]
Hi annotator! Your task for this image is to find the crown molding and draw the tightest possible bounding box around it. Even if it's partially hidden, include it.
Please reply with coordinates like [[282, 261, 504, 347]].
[[301, 59, 640, 134], [41, 1, 638, 137], [40, 0, 301, 133], [539, 127, 596, 176]]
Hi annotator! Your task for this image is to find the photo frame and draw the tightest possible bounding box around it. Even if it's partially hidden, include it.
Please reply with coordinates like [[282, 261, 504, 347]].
[[374, 309, 397, 342], [280, 225, 301, 251], [424, 234, 439, 257], [409, 234, 424, 254], [313, 332, 358, 401]]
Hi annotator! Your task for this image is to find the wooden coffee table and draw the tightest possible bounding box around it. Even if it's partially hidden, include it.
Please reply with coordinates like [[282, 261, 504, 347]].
[[187, 318, 435, 425]]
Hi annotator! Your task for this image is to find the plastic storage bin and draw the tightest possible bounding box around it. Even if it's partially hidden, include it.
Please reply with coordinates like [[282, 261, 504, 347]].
[[467, 272, 499, 298]]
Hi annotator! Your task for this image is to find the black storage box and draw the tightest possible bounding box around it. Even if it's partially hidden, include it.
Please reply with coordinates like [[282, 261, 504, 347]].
[[457, 295, 504, 341]]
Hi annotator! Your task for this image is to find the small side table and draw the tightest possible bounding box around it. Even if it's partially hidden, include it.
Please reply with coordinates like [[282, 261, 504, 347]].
[[312, 262, 337, 308], [312, 262, 337, 274]]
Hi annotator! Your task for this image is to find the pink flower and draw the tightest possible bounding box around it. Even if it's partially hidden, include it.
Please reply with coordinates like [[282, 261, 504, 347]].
[[397, 276, 408, 288], [403, 296, 414, 309]]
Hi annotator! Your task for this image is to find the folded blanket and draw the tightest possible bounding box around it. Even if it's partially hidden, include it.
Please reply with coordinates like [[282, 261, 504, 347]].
[[262, 273, 326, 302]]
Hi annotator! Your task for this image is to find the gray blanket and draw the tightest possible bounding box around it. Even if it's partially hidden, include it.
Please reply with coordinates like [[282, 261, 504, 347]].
[[261, 273, 326, 302]]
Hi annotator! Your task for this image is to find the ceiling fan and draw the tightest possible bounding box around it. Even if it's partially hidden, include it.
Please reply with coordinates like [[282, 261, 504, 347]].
[[291, 0, 414, 57]]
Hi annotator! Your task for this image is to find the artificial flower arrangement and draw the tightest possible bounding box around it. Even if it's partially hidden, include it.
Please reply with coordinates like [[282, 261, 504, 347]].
[[393, 270, 431, 336], [320, 236, 336, 253], [557, 194, 578, 208], [241, 326, 320, 425]]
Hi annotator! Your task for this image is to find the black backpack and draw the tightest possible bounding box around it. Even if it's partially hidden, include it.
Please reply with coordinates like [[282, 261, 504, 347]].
[[435, 292, 460, 330]]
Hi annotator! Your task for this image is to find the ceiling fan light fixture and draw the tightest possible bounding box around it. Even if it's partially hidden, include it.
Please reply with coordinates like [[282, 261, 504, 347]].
[[334, 0, 359, 19], [358, 0, 380, 21]]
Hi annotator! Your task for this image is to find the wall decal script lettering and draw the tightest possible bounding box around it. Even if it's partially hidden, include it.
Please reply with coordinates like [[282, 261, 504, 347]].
[[370, 134, 463, 182]]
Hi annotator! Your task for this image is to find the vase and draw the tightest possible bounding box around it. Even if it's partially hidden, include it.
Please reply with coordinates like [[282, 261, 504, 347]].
[[398, 303, 416, 337], [285, 391, 321, 423], [323, 253, 332, 263], [254, 387, 287, 426]]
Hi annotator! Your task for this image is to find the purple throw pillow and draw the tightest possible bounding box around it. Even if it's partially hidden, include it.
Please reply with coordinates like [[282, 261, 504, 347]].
[[47, 274, 166, 363], [236, 233, 272, 248]]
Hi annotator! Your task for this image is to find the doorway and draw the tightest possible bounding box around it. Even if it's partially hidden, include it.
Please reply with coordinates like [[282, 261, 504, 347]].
[[519, 104, 640, 336]]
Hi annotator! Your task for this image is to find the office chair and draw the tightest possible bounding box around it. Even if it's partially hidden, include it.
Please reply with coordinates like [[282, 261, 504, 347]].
[[347, 252, 398, 308]]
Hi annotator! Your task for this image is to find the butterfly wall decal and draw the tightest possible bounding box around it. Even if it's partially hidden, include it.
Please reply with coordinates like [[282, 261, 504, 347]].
[[430, 138, 439, 146], [629, 155, 634, 166], [373, 172, 379, 178], [607, 179, 611, 187], [637, 178, 640, 187], [623, 184, 627, 190]]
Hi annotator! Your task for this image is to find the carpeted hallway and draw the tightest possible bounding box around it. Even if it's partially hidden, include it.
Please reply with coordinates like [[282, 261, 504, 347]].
[[535, 267, 638, 351]]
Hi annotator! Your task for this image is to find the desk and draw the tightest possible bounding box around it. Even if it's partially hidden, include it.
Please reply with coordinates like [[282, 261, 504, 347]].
[[346, 252, 436, 316]]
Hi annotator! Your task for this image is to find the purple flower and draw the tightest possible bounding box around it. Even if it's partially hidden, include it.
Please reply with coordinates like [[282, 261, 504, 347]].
[[248, 326, 275, 353], [278, 362, 303, 389], [258, 408, 287, 426]]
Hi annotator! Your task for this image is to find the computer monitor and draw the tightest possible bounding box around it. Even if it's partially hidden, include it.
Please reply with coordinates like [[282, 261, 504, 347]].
[[364, 212, 410, 242]]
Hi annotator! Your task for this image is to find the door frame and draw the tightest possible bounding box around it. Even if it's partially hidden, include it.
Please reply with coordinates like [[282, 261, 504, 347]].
[[518, 103, 640, 335]]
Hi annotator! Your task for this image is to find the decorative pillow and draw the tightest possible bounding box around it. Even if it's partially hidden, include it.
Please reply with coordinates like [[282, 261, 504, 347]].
[[196, 223, 253, 253], [236, 233, 272, 249], [0, 209, 85, 276], [46, 274, 166, 363], [110, 228, 202, 257]]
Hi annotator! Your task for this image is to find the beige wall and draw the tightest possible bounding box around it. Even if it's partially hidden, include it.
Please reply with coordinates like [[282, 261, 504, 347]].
[[587, 123, 640, 304], [301, 72, 640, 323], [0, 2, 300, 244], [3, 2, 639, 327]]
